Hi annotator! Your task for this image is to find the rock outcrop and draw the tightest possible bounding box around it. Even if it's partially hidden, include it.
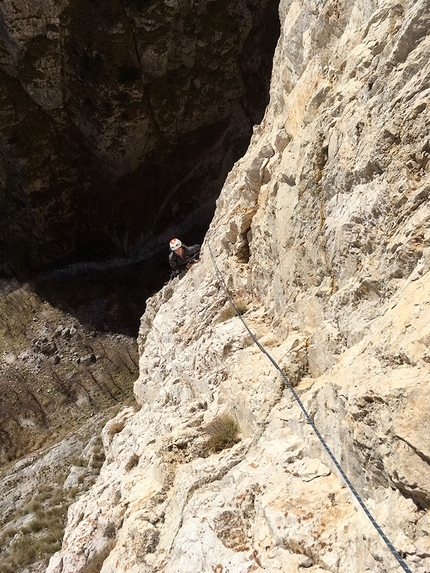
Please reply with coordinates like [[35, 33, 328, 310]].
[[0, 0, 279, 276], [46, 1, 430, 572]]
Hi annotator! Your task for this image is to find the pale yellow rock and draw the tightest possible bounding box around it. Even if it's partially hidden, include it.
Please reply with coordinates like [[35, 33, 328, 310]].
[[47, 1, 430, 572]]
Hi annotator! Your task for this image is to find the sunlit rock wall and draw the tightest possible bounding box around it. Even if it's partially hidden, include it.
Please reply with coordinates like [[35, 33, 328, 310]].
[[47, 1, 430, 572]]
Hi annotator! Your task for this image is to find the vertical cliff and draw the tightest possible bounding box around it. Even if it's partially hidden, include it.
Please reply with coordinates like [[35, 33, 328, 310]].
[[46, 1, 429, 572], [0, 0, 279, 275]]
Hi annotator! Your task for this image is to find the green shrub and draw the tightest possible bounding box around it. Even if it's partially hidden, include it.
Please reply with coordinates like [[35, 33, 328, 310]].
[[203, 414, 240, 453]]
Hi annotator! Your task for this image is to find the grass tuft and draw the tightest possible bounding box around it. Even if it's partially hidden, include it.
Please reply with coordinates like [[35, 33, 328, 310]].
[[218, 300, 248, 323], [203, 413, 240, 453]]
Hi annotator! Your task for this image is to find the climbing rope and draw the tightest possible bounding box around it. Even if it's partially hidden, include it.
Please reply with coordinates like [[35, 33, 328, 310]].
[[207, 240, 413, 573]]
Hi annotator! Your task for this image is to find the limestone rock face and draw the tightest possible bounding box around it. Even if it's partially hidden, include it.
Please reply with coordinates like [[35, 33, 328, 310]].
[[47, 1, 430, 572], [0, 0, 279, 275]]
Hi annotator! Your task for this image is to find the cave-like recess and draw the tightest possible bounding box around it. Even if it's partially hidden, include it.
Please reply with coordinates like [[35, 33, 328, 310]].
[[0, 0, 280, 277]]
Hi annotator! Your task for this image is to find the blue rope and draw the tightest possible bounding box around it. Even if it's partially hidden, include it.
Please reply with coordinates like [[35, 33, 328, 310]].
[[207, 241, 413, 573]]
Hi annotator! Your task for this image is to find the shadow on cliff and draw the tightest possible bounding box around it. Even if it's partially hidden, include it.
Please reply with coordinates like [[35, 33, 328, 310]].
[[29, 227, 207, 337]]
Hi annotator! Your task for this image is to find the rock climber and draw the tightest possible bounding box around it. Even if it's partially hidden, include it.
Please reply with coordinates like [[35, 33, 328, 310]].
[[169, 238, 200, 278]]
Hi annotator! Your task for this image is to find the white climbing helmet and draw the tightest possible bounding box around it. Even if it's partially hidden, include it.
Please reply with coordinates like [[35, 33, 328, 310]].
[[169, 238, 182, 251]]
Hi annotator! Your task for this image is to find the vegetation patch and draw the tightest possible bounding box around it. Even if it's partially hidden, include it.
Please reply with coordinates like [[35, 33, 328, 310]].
[[218, 300, 248, 323], [203, 413, 240, 453], [90, 437, 106, 471], [0, 425, 113, 572], [0, 477, 72, 572]]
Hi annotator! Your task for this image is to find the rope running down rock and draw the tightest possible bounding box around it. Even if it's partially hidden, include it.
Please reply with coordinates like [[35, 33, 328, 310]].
[[207, 240, 413, 573]]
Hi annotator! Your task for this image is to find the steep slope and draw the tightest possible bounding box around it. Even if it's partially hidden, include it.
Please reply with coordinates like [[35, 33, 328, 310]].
[[45, 1, 430, 572]]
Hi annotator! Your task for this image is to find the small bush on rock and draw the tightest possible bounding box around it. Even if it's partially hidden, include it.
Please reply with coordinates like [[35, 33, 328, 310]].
[[218, 301, 248, 323], [203, 414, 240, 453]]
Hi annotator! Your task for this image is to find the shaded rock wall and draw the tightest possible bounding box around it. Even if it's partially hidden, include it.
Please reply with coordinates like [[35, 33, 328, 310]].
[[0, 0, 279, 276]]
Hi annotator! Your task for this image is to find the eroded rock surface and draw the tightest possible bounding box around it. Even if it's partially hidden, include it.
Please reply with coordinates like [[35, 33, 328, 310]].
[[46, 1, 430, 572]]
